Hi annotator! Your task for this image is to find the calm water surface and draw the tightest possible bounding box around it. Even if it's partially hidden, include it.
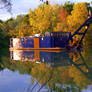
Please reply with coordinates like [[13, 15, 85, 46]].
[[0, 47, 92, 92]]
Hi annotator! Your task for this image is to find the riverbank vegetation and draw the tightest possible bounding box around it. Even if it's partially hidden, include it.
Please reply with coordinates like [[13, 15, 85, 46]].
[[0, 1, 92, 47]]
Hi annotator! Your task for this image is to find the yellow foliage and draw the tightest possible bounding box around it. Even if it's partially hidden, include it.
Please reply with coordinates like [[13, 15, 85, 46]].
[[67, 3, 88, 34], [69, 66, 90, 88], [54, 23, 62, 32], [29, 4, 59, 34]]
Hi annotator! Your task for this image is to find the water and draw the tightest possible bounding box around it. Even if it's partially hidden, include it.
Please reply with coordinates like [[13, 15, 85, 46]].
[[0, 47, 92, 92]]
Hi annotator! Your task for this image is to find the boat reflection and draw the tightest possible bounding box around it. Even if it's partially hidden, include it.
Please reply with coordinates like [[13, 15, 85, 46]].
[[10, 50, 73, 67], [8, 49, 92, 92], [10, 50, 92, 81]]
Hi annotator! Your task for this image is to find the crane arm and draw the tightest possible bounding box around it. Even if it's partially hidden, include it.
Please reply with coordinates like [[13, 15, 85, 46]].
[[70, 16, 92, 45]]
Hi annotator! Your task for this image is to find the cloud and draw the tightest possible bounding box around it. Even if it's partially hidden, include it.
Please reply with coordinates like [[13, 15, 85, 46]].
[[0, 0, 40, 20], [0, 0, 92, 20], [0, 10, 11, 21]]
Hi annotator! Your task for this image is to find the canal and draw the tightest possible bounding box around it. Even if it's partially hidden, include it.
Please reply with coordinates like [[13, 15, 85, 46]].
[[0, 47, 92, 92]]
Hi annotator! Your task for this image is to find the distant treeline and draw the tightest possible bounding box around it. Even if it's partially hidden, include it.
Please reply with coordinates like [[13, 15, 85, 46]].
[[0, 2, 92, 47]]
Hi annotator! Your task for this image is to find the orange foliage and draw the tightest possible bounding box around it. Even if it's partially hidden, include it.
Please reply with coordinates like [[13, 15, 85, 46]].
[[58, 8, 68, 22]]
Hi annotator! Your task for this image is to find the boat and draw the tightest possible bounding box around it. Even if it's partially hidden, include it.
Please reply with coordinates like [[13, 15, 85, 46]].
[[10, 16, 92, 51], [10, 32, 71, 50]]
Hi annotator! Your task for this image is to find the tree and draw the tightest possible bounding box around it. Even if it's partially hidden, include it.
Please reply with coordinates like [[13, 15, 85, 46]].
[[58, 8, 68, 22], [63, 1, 74, 14], [29, 4, 59, 34], [0, 20, 9, 47], [0, 0, 12, 12], [67, 3, 88, 34], [54, 8, 68, 32], [7, 15, 24, 37], [40, 0, 49, 5], [15, 23, 32, 37], [85, 2, 92, 12], [15, 14, 32, 37]]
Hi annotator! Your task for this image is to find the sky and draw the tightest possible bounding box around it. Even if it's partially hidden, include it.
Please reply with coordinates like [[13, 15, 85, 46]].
[[0, 0, 92, 21]]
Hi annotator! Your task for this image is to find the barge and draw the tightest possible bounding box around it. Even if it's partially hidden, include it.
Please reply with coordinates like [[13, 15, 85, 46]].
[[10, 32, 71, 50]]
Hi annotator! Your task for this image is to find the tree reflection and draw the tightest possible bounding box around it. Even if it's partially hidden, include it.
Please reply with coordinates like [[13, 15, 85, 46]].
[[0, 48, 92, 92]]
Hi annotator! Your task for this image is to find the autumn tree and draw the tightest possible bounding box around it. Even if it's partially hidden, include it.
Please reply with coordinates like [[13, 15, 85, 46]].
[[7, 15, 32, 37], [54, 8, 68, 32], [67, 3, 88, 34], [15, 14, 32, 37], [5, 15, 24, 37], [29, 4, 59, 34]]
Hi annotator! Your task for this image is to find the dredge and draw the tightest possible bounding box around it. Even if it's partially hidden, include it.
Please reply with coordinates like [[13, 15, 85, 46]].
[[10, 16, 92, 51]]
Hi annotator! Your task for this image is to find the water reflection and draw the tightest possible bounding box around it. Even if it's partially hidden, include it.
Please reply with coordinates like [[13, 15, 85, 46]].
[[10, 50, 73, 67], [0, 48, 92, 92]]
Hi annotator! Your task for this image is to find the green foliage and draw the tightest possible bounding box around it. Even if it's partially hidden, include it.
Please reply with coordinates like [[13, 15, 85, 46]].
[[7, 15, 26, 37], [85, 2, 92, 12], [15, 14, 32, 37], [63, 1, 74, 14], [0, 20, 9, 48]]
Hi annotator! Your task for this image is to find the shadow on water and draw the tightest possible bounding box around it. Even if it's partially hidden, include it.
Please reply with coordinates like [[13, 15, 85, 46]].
[[0, 47, 92, 92]]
